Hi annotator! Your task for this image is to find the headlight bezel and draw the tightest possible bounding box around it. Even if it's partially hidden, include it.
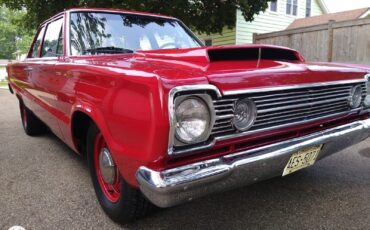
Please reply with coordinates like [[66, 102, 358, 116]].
[[174, 94, 215, 145], [363, 74, 370, 108], [167, 85, 220, 156]]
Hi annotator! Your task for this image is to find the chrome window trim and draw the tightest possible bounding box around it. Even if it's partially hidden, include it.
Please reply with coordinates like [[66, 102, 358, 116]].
[[168, 79, 368, 156], [65, 12, 71, 56], [66, 10, 203, 57], [223, 79, 366, 96], [67, 8, 176, 20]]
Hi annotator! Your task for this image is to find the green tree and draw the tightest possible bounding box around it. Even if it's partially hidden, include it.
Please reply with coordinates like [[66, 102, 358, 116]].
[[0, 5, 33, 59], [0, 0, 270, 35]]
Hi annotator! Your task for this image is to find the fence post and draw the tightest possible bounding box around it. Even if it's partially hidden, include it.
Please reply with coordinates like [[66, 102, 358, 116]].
[[253, 33, 258, 44], [327, 20, 335, 62]]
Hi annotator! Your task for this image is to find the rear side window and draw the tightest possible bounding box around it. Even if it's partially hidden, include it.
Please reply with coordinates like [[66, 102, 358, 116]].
[[42, 18, 64, 57], [30, 27, 45, 58]]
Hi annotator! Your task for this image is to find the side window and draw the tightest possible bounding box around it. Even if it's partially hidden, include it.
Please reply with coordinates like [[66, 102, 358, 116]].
[[42, 18, 63, 57], [30, 27, 45, 58]]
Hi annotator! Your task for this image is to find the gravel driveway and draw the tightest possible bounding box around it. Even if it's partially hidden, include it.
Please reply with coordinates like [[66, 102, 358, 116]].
[[0, 89, 369, 230]]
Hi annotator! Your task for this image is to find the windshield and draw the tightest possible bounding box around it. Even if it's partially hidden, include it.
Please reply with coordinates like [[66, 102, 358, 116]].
[[69, 12, 202, 55]]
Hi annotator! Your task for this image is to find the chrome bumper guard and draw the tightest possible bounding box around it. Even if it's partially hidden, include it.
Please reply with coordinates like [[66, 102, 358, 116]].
[[137, 118, 370, 208]]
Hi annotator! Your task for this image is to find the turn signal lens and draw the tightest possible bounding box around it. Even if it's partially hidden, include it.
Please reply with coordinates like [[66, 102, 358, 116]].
[[349, 85, 362, 109], [232, 98, 257, 131]]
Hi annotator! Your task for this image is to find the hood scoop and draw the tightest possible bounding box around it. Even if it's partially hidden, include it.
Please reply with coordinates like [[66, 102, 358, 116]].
[[137, 45, 304, 64], [207, 46, 303, 62]]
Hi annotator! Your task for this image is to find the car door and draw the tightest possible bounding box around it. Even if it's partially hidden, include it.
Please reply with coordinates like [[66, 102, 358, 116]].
[[30, 17, 65, 140], [9, 26, 45, 113]]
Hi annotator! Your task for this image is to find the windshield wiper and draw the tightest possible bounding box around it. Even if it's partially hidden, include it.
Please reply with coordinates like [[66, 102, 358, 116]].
[[85, 46, 134, 55]]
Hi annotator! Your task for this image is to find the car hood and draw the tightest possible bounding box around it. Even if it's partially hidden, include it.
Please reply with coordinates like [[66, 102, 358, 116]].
[[136, 45, 368, 92], [70, 44, 368, 93]]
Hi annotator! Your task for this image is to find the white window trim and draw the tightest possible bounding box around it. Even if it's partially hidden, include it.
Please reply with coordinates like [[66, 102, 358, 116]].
[[268, 0, 279, 13], [286, 0, 299, 16]]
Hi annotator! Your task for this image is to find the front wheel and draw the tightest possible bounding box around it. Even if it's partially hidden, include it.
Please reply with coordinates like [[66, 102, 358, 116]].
[[86, 124, 154, 224], [19, 102, 46, 136]]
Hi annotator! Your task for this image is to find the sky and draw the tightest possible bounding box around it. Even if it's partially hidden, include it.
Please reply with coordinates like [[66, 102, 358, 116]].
[[324, 0, 370, 12]]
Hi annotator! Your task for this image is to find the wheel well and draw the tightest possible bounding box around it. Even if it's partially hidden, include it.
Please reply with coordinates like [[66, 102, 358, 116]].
[[8, 83, 13, 94], [72, 111, 93, 156], [16, 94, 22, 103]]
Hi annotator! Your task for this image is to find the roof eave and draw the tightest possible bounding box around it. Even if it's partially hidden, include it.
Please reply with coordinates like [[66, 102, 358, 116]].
[[359, 8, 370, 18], [317, 0, 329, 13]]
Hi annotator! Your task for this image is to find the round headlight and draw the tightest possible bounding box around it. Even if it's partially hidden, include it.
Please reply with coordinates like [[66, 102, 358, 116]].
[[348, 85, 362, 108], [232, 98, 257, 131], [175, 97, 211, 144], [363, 95, 370, 107]]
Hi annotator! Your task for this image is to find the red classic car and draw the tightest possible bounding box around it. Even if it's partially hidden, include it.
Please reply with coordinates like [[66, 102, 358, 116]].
[[7, 8, 370, 223]]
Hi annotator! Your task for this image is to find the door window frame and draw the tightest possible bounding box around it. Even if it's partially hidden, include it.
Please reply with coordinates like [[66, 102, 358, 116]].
[[40, 17, 65, 58], [28, 26, 46, 58], [27, 14, 66, 60]]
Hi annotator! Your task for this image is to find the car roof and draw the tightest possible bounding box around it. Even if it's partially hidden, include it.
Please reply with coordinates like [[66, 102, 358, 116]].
[[39, 7, 176, 27]]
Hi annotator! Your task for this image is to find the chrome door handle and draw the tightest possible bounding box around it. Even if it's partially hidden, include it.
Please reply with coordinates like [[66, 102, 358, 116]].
[[24, 67, 33, 72]]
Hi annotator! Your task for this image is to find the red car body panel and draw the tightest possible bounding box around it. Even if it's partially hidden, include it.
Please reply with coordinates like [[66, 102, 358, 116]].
[[7, 8, 370, 187]]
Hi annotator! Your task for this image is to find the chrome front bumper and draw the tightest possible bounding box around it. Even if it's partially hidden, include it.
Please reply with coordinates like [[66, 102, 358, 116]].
[[136, 118, 370, 208]]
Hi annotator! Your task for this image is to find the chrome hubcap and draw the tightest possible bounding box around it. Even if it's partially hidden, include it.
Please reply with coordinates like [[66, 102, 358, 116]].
[[99, 148, 116, 184]]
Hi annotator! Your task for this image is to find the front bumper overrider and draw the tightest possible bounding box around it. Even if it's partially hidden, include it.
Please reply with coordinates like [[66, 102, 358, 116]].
[[136, 118, 370, 208]]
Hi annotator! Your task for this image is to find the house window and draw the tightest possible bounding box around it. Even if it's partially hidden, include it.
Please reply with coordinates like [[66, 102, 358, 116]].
[[306, 0, 312, 17], [204, 39, 212, 46], [270, 0, 278, 12], [286, 0, 298, 16]]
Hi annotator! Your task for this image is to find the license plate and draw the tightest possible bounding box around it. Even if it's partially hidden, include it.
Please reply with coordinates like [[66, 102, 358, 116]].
[[282, 144, 323, 176]]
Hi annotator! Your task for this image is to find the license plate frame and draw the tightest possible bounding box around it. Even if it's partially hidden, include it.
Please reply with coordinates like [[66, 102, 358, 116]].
[[282, 144, 323, 176]]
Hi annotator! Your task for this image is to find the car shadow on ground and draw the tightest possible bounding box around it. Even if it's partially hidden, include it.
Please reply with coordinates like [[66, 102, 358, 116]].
[[44, 130, 87, 166], [358, 147, 370, 158], [41, 130, 369, 230], [123, 160, 361, 229], [123, 172, 327, 229]]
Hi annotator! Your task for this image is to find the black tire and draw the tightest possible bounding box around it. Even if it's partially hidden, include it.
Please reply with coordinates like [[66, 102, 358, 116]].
[[86, 123, 155, 224], [20, 102, 46, 136]]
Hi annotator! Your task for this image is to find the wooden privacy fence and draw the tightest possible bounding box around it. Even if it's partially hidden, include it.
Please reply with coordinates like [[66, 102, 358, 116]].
[[253, 18, 370, 64]]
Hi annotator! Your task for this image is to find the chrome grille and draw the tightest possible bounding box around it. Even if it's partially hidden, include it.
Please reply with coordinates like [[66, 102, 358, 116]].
[[211, 83, 366, 137]]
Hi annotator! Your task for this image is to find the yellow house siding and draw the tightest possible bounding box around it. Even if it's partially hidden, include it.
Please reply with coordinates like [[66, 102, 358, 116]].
[[197, 0, 325, 45], [197, 28, 236, 45], [236, 0, 325, 44], [236, 10, 295, 44], [311, 0, 324, 16]]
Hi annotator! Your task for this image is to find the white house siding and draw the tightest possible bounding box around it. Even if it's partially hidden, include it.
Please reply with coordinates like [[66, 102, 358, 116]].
[[0, 65, 8, 81], [236, 0, 324, 44]]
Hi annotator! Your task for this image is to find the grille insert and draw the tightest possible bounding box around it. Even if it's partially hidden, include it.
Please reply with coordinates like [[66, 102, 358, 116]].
[[211, 83, 366, 137]]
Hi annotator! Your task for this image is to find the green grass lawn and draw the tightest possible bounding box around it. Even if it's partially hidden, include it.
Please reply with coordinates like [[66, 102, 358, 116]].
[[0, 81, 8, 88]]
